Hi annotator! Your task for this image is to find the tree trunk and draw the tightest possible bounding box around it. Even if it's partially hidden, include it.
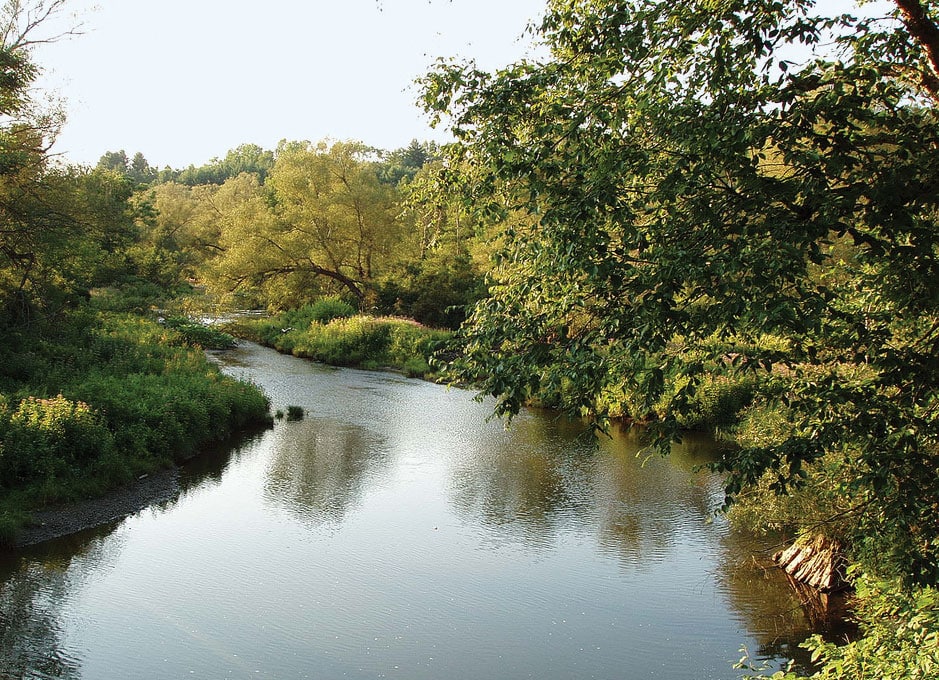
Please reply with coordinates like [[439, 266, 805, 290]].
[[773, 534, 848, 592]]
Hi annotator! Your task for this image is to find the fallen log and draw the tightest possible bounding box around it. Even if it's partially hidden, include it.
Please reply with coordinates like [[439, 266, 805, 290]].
[[773, 534, 848, 592]]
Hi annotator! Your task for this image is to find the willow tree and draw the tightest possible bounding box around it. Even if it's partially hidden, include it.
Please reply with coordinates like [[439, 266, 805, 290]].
[[423, 0, 939, 584], [209, 140, 399, 307]]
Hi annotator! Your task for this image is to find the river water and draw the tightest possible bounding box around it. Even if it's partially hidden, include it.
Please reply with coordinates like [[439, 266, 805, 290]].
[[0, 342, 840, 679]]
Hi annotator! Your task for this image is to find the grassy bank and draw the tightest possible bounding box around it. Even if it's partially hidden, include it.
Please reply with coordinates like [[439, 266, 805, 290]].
[[228, 299, 451, 379], [0, 309, 270, 544]]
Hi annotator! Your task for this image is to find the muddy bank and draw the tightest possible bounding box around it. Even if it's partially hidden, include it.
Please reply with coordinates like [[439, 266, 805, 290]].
[[12, 467, 181, 548]]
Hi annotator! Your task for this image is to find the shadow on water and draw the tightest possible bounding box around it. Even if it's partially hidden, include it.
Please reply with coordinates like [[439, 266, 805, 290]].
[[0, 426, 267, 680]]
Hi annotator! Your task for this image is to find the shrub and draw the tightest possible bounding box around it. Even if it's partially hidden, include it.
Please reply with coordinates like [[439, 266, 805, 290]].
[[161, 316, 237, 349], [0, 395, 114, 488], [236, 308, 452, 376], [293, 316, 392, 366], [745, 577, 939, 680], [305, 296, 356, 324]]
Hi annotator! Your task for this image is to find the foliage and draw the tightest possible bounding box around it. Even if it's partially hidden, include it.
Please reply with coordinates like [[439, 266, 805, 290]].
[[377, 139, 439, 186], [242, 298, 357, 339], [374, 251, 486, 328], [421, 0, 939, 584], [168, 143, 275, 186], [237, 304, 450, 377], [207, 140, 400, 304], [161, 315, 236, 349], [303, 296, 357, 324], [290, 316, 392, 367], [743, 577, 939, 680], [0, 394, 112, 488], [0, 310, 270, 540], [97, 149, 157, 185]]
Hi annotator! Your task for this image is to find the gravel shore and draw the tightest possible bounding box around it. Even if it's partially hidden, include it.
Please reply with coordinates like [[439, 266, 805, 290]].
[[13, 467, 182, 548]]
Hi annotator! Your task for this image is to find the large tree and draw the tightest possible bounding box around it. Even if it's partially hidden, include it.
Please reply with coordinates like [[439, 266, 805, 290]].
[[0, 0, 104, 321], [422, 0, 939, 583], [208, 141, 399, 306]]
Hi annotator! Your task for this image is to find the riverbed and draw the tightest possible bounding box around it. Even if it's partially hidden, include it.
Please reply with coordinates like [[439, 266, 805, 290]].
[[0, 342, 839, 679]]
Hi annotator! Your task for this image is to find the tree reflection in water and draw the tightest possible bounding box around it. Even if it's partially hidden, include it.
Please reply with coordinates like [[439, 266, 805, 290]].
[[263, 417, 389, 527], [448, 414, 847, 668], [0, 527, 122, 679], [450, 415, 726, 563]]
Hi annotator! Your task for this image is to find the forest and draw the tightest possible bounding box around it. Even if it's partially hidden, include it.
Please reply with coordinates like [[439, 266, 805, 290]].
[[1, 0, 939, 678]]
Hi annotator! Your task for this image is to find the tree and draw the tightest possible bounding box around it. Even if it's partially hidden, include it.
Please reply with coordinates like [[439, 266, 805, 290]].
[[96, 149, 129, 174], [422, 0, 939, 584], [0, 0, 93, 321], [209, 140, 399, 306], [378, 139, 438, 186], [173, 143, 275, 186], [128, 151, 155, 185]]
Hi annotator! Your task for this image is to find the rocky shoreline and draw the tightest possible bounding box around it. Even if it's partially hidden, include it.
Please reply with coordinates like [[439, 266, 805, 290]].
[[12, 467, 182, 548]]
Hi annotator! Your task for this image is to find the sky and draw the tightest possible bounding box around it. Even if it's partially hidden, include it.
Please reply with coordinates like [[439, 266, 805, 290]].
[[33, 0, 548, 169]]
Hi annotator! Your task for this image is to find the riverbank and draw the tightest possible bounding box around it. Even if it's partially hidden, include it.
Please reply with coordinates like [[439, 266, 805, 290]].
[[225, 304, 451, 379], [0, 310, 272, 547], [12, 467, 181, 547]]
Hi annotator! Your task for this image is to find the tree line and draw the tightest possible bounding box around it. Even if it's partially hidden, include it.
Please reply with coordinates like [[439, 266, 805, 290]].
[[89, 138, 486, 329]]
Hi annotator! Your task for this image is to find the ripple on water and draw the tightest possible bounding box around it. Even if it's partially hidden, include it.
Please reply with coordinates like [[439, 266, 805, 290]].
[[0, 343, 831, 680]]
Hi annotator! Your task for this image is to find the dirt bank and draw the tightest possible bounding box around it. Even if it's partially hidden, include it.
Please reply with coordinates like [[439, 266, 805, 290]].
[[12, 467, 182, 548]]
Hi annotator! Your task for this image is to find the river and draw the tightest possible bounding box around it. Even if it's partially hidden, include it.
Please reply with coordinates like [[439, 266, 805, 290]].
[[0, 341, 844, 679]]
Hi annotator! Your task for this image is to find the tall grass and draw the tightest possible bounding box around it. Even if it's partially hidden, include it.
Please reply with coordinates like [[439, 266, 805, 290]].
[[0, 310, 270, 544], [233, 303, 451, 379]]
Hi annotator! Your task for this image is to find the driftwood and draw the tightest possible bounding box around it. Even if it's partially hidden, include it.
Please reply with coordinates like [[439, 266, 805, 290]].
[[773, 534, 848, 592]]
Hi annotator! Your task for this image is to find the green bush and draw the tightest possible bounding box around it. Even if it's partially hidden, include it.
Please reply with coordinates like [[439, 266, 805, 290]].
[[161, 316, 237, 349], [305, 296, 356, 324], [293, 316, 392, 365], [0, 395, 114, 488], [745, 576, 939, 680]]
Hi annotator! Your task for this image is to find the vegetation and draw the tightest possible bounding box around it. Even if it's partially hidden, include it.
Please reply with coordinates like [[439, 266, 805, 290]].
[[420, 0, 939, 676], [161, 315, 237, 349], [0, 309, 271, 543], [2, 0, 937, 675], [231, 302, 450, 378], [0, 1, 271, 544], [0, 0, 484, 547]]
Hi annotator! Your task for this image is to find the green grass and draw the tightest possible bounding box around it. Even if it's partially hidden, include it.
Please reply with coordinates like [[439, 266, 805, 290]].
[[232, 305, 451, 379], [0, 309, 271, 545]]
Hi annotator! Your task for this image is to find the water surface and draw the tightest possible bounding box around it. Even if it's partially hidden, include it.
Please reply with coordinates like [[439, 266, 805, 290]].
[[0, 342, 837, 679]]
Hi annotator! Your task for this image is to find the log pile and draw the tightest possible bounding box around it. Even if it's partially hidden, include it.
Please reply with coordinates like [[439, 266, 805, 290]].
[[773, 534, 848, 592]]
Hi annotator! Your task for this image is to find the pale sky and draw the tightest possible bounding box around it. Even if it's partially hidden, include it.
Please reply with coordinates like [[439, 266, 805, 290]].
[[33, 0, 548, 169], [31, 0, 891, 170]]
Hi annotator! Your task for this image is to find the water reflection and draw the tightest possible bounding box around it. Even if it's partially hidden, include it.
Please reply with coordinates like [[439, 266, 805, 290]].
[[450, 416, 727, 566], [718, 530, 857, 670], [450, 415, 595, 544], [0, 559, 79, 679], [0, 344, 847, 680], [0, 527, 126, 680], [263, 418, 388, 527]]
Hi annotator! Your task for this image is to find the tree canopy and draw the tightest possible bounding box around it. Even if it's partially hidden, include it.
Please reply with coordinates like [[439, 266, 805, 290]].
[[422, 0, 939, 584]]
